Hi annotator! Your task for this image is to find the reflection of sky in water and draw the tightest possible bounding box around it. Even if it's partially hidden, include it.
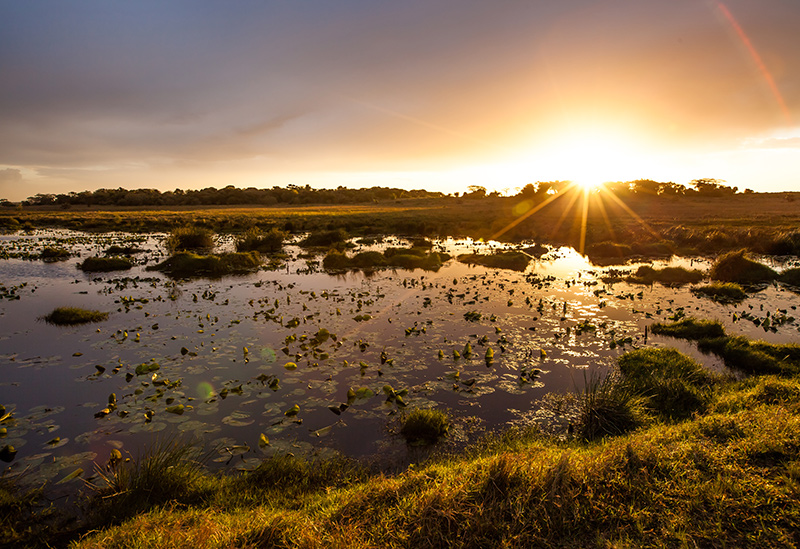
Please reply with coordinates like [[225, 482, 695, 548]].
[[0, 230, 798, 486]]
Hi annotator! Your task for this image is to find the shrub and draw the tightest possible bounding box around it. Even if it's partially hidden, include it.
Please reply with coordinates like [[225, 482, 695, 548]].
[[78, 256, 134, 272], [166, 226, 214, 252], [43, 307, 109, 325], [400, 408, 450, 445], [709, 250, 777, 283]]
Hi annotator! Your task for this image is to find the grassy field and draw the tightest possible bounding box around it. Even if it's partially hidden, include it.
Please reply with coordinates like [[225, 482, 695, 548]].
[[2, 192, 800, 257]]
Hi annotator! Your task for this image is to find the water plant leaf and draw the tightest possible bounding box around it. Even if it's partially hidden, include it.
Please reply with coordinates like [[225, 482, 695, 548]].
[[56, 468, 83, 484], [135, 361, 160, 376], [285, 404, 300, 417], [165, 404, 185, 415], [0, 445, 16, 462], [312, 423, 335, 437], [284, 362, 298, 370], [258, 433, 270, 448]]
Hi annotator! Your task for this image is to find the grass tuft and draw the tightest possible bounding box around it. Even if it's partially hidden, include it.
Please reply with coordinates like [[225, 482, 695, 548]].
[[577, 370, 648, 440], [691, 281, 747, 302], [626, 265, 704, 285], [400, 408, 450, 445], [146, 251, 261, 278], [166, 226, 215, 252], [39, 247, 70, 261], [42, 306, 109, 325], [457, 251, 530, 271], [650, 317, 726, 339], [78, 256, 134, 272], [709, 249, 778, 283], [235, 227, 287, 253]]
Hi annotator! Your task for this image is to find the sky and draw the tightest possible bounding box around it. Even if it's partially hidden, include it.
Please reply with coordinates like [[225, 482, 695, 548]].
[[1, 0, 800, 201]]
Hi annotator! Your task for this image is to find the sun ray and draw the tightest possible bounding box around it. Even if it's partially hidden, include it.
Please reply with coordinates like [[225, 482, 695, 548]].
[[490, 181, 578, 241]]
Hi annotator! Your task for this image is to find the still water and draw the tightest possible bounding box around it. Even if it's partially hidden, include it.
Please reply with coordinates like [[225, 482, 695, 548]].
[[1, 230, 798, 486]]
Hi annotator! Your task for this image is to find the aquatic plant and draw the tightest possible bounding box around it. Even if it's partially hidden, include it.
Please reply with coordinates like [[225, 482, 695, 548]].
[[78, 256, 134, 272], [698, 336, 800, 376], [650, 317, 726, 340], [146, 251, 261, 277], [235, 227, 287, 253], [400, 408, 450, 445], [691, 282, 747, 302], [166, 226, 215, 252], [457, 251, 530, 271], [104, 245, 143, 255], [626, 265, 704, 285], [42, 306, 109, 325], [709, 250, 777, 283]]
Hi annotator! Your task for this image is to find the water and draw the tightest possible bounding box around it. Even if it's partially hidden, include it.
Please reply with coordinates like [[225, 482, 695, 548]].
[[1, 229, 798, 485]]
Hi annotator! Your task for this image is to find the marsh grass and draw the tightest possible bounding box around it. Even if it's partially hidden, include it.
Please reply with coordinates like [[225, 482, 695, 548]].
[[104, 245, 143, 255], [400, 408, 450, 445], [779, 267, 800, 287], [322, 248, 449, 271], [300, 228, 351, 248], [617, 348, 717, 420], [166, 226, 215, 252], [78, 256, 134, 272], [89, 440, 213, 524], [650, 317, 726, 339], [235, 227, 287, 254], [626, 265, 704, 285], [146, 251, 261, 278], [709, 249, 778, 283], [691, 281, 747, 302], [456, 251, 531, 271], [43, 306, 109, 325], [39, 247, 70, 261], [577, 370, 648, 441]]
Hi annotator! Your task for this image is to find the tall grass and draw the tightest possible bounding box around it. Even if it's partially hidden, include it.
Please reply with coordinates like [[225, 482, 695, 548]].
[[166, 226, 215, 252], [576, 370, 648, 440], [235, 227, 286, 253]]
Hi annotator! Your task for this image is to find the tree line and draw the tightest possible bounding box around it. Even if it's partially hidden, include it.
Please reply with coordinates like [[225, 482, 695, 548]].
[[10, 178, 746, 208]]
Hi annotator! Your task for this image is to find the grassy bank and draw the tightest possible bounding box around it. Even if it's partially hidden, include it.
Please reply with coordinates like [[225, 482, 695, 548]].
[[5, 330, 800, 548]]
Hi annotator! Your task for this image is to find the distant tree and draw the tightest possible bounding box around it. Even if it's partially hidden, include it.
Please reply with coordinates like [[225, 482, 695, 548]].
[[464, 186, 487, 199], [691, 178, 737, 197]]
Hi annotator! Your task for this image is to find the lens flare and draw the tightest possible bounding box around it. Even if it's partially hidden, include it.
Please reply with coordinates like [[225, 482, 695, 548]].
[[196, 381, 214, 400]]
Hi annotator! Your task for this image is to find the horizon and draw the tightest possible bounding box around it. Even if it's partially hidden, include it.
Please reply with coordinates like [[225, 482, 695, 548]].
[[2, 1, 800, 201]]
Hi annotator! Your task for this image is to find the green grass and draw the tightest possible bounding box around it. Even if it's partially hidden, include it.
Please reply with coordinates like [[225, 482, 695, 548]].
[[650, 317, 726, 339], [709, 249, 778, 283], [457, 251, 531, 271], [146, 251, 261, 278], [78, 256, 134, 272], [322, 248, 450, 271], [300, 228, 350, 248], [626, 265, 704, 285], [400, 408, 450, 445], [691, 281, 747, 302], [576, 370, 648, 441], [42, 306, 109, 325], [166, 226, 215, 252]]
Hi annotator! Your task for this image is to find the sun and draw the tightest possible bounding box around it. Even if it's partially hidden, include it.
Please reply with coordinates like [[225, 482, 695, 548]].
[[575, 179, 605, 192]]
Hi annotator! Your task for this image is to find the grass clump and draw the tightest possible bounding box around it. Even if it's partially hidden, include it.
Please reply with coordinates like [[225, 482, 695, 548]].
[[650, 317, 726, 339], [39, 247, 70, 261], [78, 256, 134, 272], [698, 336, 800, 376], [43, 306, 109, 325], [577, 371, 648, 441], [691, 281, 747, 302], [90, 440, 212, 523], [166, 226, 215, 252], [322, 248, 449, 271], [779, 267, 800, 287], [710, 249, 778, 283], [146, 251, 261, 278], [104, 245, 143, 255], [400, 408, 450, 445], [235, 227, 287, 253], [626, 265, 704, 285], [300, 228, 350, 248], [457, 250, 531, 271], [618, 348, 717, 420]]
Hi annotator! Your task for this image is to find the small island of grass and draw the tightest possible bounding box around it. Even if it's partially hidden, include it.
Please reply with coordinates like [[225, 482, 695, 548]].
[[43, 306, 109, 325]]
